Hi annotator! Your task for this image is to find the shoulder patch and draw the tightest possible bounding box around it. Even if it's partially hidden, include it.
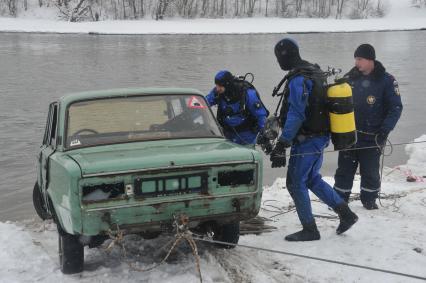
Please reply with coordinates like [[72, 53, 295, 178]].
[[393, 79, 400, 96]]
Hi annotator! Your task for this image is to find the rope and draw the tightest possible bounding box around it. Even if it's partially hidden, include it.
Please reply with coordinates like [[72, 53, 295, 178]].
[[106, 218, 203, 283], [193, 237, 426, 281], [258, 139, 426, 159]]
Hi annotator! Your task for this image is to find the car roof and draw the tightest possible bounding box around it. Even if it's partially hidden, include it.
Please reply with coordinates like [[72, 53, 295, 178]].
[[59, 88, 205, 106]]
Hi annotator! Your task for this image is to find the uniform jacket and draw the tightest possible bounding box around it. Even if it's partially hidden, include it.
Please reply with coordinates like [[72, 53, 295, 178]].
[[346, 61, 403, 146]]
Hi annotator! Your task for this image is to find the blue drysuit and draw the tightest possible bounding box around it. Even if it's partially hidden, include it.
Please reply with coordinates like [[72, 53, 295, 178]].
[[281, 75, 344, 225], [206, 88, 268, 145]]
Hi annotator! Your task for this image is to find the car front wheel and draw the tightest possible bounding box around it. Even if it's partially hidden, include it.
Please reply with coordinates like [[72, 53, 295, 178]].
[[58, 231, 84, 274]]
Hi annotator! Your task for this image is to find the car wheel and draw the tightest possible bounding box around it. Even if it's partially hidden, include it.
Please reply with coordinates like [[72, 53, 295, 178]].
[[58, 231, 84, 274], [88, 235, 109, 248], [32, 182, 51, 220], [214, 222, 240, 249]]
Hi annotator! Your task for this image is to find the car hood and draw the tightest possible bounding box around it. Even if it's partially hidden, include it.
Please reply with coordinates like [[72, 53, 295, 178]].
[[65, 138, 256, 177]]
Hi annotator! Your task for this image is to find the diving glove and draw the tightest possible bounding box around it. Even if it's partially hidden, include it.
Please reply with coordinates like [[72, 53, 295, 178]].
[[270, 139, 291, 168], [256, 130, 269, 146]]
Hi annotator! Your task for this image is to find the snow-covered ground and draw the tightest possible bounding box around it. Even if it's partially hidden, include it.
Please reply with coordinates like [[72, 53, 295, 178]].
[[0, 0, 426, 34], [1, 137, 425, 282]]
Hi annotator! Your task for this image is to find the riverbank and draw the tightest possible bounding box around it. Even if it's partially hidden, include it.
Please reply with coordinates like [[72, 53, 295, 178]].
[[1, 0, 426, 35], [1, 170, 425, 282], [1, 16, 426, 35]]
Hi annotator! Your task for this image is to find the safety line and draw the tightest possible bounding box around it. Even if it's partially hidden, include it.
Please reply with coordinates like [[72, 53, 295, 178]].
[[194, 237, 426, 281], [263, 139, 426, 158]]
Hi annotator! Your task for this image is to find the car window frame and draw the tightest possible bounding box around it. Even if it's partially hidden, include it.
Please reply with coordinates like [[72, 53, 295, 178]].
[[43, 102, 58, 148]]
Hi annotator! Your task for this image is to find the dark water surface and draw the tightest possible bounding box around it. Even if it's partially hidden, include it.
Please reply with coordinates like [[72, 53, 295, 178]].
[[1, 31, 425, 221]]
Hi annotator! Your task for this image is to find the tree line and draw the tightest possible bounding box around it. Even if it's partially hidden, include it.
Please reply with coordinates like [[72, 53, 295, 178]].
[[0, 0, 413, 22]]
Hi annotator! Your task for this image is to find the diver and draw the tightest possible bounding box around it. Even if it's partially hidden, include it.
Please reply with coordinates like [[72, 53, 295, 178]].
[[205, 70, 269, 146]]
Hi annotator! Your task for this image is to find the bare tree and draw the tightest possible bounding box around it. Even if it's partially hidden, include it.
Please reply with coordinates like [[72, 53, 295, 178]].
[[336, 0, 345, 18], [265, 0, 269, 16], [219, 0, 224, 16], [6, 0, 17, 16], [357, 0, 369, 18], [55, 0, 94, 21], [200, 0, 209, 17], [128, 0, 137, 18], [247, 0, 257, 17], [155, 0, 172, 20], [295, 0, 302, 16], [277, 0, 291, 17], [313, 0, 330, 18]]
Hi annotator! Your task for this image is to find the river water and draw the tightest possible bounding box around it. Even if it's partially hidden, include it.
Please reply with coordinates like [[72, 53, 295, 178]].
[[1, 30, 425, 221]]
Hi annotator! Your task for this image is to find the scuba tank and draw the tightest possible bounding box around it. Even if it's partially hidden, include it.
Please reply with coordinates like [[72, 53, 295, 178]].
[[267, 66, 357, 152], [327, 78, 357, 150]]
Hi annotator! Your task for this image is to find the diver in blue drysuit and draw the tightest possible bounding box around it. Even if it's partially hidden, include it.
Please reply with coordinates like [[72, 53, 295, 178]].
[[205, 70, 268, 145], [268, 38, 359, 241]]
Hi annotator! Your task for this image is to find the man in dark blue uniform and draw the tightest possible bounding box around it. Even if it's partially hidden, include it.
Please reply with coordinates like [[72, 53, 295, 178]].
[[333, 44, 403, 210], [271, 38, 358, 241], [205, 70, 268, 145]]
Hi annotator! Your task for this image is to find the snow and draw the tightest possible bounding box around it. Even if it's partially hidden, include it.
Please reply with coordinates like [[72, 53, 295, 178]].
[[82, 189, 111, 202], [403, 135, 426, 177], [1, 136, 425, 282], [0, 0, 426, 34]]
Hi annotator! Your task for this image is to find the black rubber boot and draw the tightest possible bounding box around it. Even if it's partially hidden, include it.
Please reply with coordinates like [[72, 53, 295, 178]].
[[362, 199, 379, 210], [335, 203, 359, 235], [285, 221, 321, 242]]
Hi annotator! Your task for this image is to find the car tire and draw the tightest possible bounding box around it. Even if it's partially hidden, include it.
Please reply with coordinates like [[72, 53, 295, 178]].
[[214, 222, 240, 249], [32, 182, 51, 220], [59, 231, 84, 274]]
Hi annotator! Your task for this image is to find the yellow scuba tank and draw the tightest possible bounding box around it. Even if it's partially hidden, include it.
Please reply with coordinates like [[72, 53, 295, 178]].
[[327, 81, 357, 150]]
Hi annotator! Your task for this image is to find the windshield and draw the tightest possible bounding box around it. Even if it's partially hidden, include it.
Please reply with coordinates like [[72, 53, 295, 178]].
[[66, 94, 223, 149]]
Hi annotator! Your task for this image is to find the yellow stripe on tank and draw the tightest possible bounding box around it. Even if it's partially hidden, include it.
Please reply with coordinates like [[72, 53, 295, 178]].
[[329, 112, 356, 133]]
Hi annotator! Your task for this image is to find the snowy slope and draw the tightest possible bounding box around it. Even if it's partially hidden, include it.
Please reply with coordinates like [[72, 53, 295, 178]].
[[1, 137, 425, 283], [0, 0, 425, 34]]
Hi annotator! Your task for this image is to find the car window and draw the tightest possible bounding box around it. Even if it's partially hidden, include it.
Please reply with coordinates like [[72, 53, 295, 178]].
[[66, 94, 222, 149]]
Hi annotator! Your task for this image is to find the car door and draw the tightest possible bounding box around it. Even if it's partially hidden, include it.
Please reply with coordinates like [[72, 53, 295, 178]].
[[38, 102, 58, 199]]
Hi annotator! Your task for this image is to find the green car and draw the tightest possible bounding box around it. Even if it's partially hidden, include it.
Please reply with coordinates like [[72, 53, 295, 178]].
[[33, 88, 263, 274]]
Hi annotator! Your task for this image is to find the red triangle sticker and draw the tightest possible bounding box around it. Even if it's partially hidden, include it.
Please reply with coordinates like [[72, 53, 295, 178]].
[[188, 96, 206, 109]]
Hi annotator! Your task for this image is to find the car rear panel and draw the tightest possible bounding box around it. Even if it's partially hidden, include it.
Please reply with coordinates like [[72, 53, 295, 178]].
[[79, 160, 262, 235]]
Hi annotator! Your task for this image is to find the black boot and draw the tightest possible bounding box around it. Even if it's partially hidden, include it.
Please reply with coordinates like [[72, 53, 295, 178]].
[[362, 199, 378, 210], [285, 221, 320, 242], [335, 203, 359, 235]]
